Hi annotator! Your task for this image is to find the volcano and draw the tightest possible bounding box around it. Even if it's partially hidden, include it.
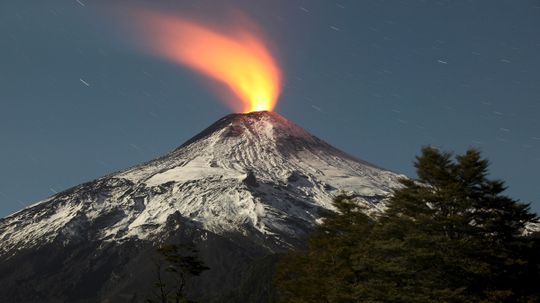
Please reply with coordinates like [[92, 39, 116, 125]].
[[0, 111, 403, 302]]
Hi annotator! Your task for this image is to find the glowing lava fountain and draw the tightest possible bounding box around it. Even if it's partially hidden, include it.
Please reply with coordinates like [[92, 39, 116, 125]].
[[136, 11, 282, 113]]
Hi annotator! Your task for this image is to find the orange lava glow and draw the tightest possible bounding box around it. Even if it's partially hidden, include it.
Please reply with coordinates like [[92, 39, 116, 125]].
[[137, 12, 282, 113]]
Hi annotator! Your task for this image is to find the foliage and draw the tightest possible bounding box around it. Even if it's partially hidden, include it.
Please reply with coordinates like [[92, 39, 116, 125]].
[[275, 147, 540, 303], [147, 243, 209, 303]]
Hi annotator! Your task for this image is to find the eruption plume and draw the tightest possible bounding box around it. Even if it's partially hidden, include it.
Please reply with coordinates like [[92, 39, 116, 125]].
[[135, 11, 282, 113]]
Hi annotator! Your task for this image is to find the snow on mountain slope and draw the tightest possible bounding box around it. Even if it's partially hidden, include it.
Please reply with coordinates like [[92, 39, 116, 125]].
[[0, 111, 403, 254]]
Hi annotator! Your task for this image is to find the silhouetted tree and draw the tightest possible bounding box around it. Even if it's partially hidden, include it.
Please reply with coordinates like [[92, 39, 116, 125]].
[[147, 243, 209, 303], [275, 196, 373, 302], [275, 147, 540, 303]]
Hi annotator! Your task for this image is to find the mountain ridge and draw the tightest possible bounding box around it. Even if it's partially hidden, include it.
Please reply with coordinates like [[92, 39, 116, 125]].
[[0, 110, 404, 302], [1, 111, 402, 254]]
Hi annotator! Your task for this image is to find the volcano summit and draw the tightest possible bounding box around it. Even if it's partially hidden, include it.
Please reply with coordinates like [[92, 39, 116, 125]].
[[0, 111, 403, 302]]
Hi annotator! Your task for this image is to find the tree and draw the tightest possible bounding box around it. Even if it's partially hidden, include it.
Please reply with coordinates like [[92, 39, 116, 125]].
[[147, 243, 209, 303], [274, 196, 374, 303], [275, 147, 540, 303]]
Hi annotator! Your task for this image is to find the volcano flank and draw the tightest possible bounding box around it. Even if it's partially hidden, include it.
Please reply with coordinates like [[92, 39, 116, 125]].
[[0, 111, 403, 302]]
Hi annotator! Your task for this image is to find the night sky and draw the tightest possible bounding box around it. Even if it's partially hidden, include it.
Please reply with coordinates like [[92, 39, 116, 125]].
[[1, 0, 540, 217]]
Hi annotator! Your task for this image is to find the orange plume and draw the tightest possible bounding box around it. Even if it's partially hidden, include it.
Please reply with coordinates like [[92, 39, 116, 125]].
[[136, 12, 282, 113]]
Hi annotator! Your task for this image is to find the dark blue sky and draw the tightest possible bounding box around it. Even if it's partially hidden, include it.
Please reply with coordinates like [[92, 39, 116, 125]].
[[1, 0, 540, 217]]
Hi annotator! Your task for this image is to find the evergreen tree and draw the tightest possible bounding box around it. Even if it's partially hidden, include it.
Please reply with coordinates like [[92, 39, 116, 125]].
[[275, 147, 540, 303], [274, 197, 373, 303]]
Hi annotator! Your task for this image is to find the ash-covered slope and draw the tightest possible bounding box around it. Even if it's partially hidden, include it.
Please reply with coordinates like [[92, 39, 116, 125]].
[[0, 111, 403, 302], [0, 111, 401, 255]]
